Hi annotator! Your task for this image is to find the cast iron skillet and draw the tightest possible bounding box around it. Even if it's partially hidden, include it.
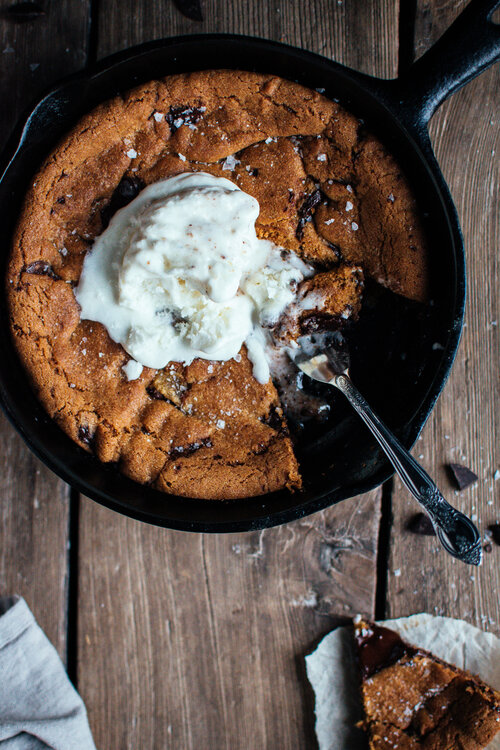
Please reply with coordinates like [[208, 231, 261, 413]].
[[0, 0, 498, 532]]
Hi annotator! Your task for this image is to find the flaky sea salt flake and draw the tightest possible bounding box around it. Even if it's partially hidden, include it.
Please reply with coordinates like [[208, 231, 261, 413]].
[[222, 154, 240, 171]]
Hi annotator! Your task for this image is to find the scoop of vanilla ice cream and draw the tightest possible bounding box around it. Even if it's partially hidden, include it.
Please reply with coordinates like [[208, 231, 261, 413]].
[[75, 172, 309, 382]]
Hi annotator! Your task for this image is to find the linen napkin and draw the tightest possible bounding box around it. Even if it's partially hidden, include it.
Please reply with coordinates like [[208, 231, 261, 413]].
[[306, 613, 500, 750], [0, 596, 96, 750]]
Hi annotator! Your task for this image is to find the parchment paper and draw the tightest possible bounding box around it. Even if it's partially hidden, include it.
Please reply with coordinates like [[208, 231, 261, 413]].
[[305, 614, 500, 750]]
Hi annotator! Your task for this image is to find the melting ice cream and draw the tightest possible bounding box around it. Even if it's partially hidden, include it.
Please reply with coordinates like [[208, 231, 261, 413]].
[[75, 172, 310, 382]]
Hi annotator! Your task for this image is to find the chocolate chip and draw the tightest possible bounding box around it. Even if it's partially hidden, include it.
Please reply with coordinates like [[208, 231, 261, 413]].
[[78, 424, 93, 446], [171, 0, 203, 22], [448, 463, 478, 490], [24, 261, 60, 280], [146, 386, 167, 401], [171, 312, 188, 328], [406, 512, 436, 536], [355, 621, 417, 679], [101, 175, 145, 228], [296, 189, 322, 240], [326, 242, 342, 262], [5, 2, 45, 21], [300, 312, 340, 334], [254, 441, 270, 456], [262, 405, 288, 435], [487, 524, 500, 546], [165, 105, 204, 133], [169, 437, 212, 459]]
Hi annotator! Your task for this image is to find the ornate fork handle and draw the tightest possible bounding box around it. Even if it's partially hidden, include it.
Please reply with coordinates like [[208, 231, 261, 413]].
[[333, 374, 482, 566]]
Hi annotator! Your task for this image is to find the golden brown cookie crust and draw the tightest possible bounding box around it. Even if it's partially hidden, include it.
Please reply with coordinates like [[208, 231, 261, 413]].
[[7, 70, 428, 499]]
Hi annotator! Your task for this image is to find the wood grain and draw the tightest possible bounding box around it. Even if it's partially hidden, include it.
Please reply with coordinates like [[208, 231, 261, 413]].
[[77, 1, 399, 747], [0, 413, 69, 654], [0, 1, 89, 143], [387, 1, 500, 633], [0, 1, 90, 657], [96, 0, 397, 76], [79, 493, 381, 749]]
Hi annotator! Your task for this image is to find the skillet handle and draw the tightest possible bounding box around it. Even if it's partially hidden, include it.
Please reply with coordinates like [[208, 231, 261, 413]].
[[389, 0, 500, 131], [0, 79, 87, 183]]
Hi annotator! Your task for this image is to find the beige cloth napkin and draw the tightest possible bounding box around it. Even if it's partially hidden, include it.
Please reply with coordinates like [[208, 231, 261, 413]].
[[0, 596, 96, 750]]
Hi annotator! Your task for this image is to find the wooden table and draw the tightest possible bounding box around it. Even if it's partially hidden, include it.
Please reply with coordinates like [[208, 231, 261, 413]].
[[0, 1, 498, 747]]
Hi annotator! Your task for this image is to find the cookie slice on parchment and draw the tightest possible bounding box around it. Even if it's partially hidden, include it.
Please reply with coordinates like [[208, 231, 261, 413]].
[[354, 617, 500, 749]]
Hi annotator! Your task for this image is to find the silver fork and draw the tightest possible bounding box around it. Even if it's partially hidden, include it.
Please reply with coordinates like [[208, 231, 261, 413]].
[[290, 332, 482, 566]]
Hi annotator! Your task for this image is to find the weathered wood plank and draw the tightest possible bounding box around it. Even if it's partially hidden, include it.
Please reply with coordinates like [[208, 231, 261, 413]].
[[96, 0, 397, 76], [79, 492, 381, 749], [0, 2, 90, 656], [387, 1, 500, 634], [77, 1, 398, 747], [0, 3, 89, 143], [0, 413, 70, 653]]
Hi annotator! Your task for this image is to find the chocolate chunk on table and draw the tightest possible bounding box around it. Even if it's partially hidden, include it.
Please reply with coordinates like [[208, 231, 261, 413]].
[[406, 512, 436, 536], [448, 463, 478, 490], [487, 524, 500, 547]]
